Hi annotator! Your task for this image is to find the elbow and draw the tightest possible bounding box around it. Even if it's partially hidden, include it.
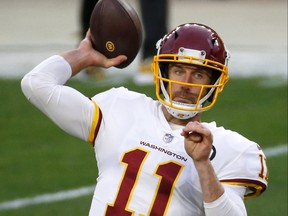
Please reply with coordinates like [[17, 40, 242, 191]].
[[21, 72, 41, 101], [21, 74, 33, 100]]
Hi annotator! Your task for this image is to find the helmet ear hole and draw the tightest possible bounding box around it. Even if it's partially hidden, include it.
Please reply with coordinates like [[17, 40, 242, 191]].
[[211, 70, 221, 83], [206, 69, 221, 102], [159, 63, 169, 92], [159, 63, 169, 78]]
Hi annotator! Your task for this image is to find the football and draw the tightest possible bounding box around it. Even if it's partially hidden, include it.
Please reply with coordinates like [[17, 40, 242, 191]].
[[89, 0, 143, 68]]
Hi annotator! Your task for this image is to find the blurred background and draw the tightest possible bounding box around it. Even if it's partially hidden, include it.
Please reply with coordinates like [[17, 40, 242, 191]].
[[0, 0, 287, 215], [0, 0, 287, 80]]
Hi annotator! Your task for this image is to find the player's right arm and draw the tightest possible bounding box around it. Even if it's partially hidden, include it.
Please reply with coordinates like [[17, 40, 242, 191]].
[[21, 55, 97, 142], [61, 31, 127, 77], [21, 31, 126, 143]]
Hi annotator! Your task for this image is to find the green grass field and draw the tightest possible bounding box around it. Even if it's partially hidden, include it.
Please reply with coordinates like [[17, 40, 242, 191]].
[[0, 77, 287, 215]]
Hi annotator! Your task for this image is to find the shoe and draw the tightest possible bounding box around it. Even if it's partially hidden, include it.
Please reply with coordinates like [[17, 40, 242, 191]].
[[85, 66, 106, 80], [133, 58, 154, 85]]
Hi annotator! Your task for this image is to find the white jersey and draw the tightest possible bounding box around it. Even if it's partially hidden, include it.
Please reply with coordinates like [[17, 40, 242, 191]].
[[21, 56, 268, 216], [89, 88, 267, 216]]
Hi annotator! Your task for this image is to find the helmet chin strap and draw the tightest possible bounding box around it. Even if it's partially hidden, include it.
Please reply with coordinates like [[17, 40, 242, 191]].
[[163, 79, 219, 120], [164, 101, 200, 119]]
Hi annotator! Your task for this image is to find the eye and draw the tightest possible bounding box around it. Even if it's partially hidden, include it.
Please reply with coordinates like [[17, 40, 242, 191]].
[[173, 69, 184, 76], [193, 72, 204, 79]]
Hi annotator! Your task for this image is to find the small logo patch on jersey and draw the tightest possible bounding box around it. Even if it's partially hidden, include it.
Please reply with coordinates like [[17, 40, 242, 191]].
[[209, 145, 216, 161], [163, 133, 174, 143]]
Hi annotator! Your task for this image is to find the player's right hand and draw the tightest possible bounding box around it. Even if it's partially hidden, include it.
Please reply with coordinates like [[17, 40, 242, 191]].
[[80, 30, 127, 69]]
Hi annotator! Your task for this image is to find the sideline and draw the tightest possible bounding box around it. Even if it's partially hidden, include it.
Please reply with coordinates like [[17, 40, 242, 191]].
[[0, 144, 287, 211]]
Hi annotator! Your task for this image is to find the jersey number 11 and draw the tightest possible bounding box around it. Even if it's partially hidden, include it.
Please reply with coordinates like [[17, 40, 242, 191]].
[[105, 148, 183, 215]]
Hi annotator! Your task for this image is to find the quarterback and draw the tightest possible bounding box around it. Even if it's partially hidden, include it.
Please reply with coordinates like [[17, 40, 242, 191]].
[[21, 23, 268, 215]]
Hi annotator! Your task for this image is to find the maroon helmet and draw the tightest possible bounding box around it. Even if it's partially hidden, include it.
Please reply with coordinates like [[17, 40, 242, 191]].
[[152, 23, 230, 119]]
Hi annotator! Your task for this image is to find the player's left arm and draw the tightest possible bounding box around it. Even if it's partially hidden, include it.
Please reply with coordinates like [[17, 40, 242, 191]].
[[203, 141, 268, 216], [181, 121, 248, 215], [191, 159, 247, 216], [204, 184, 247, 216]]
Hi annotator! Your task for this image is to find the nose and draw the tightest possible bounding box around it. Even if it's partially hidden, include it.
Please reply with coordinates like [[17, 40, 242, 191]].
[[179, 75, 194, 92], [181, 73, 193, 84], [179, 75, 202, 95]]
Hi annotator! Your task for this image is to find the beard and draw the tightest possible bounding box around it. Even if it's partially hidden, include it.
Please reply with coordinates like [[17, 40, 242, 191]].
[[171, 89, 199, 104]]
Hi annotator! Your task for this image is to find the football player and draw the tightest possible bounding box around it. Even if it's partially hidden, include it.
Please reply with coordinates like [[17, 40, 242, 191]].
[[21, 23, 268, 216]]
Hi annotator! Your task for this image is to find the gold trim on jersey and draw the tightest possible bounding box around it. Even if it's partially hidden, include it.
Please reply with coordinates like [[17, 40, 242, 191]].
[[88, 100, 102, 145], [220, 179, 267, 199]]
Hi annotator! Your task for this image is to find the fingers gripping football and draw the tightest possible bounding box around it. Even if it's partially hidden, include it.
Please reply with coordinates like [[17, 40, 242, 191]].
[[181, 122, 213, 162], [89, 0, 142, 68], [78, 31, 127, 69]]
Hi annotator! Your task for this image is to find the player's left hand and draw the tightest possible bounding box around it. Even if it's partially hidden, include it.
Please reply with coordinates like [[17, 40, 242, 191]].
[[180, 121, 213, 162]]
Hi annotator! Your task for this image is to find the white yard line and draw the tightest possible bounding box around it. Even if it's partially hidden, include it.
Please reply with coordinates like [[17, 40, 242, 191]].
[[0, 185, 95, 211], [263, 144, 287, 157], [0, 144, 287, 211], [0, 186, 95, 211]]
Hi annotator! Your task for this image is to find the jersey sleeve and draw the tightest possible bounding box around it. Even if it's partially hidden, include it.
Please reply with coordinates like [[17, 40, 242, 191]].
[[219, 143, 268, 198], [205, 122, 269, 199], [21, 55, 97, 143], [204, 185, 247, 216]]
